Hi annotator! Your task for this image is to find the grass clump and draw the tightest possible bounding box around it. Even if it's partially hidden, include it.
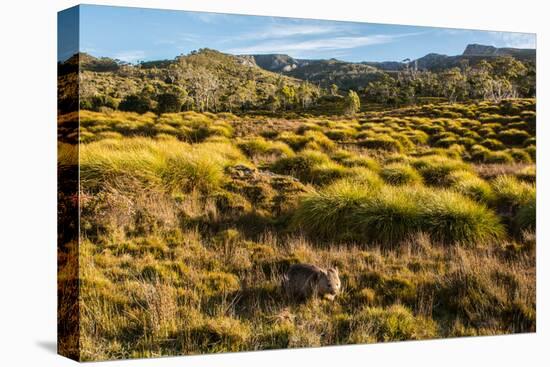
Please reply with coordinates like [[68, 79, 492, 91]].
[[514, 198, 536, 231], [483, 151, 514, 164], [190, 317, 251, 352], [380, 163, 423, 186], [516, 166, 536, 183], [79, 137, 246, 193], [293, 182, 503, 245], [237, 137, 294, 160], [498, 128, 530, 146], [449, 171, 494, 202], [358, 136, 404, 153], [271, 150, 344, 184], [491, 175, 536, 211], [355, 305, 437, 342], [411, 155, 470, 186]]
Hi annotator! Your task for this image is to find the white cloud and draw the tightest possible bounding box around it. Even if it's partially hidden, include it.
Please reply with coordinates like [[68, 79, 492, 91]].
[[113, 50, 146, 63], [242, 23, 350, 41], [226, 33, 420, 56], [490, 31, 536, 49]]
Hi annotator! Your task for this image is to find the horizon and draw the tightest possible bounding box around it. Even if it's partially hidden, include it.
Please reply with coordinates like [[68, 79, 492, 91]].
[[58, 4, 536, 63]]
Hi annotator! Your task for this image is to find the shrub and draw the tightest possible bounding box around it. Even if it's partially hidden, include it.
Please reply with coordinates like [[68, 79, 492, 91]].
[[422, 190, 503, 244], [380, 163, 423, 186], [156, 93, 182, 114], [270, 150, 331, 182], [277, 132, 311, 151], [119, 94, 154, 114], [304, 131, 336, 152], [470, 144, 491, 163], [524, 145, 536, 162]]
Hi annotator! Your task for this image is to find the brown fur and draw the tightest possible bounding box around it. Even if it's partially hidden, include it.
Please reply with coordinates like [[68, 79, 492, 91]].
[[283, 264, 341, 301]]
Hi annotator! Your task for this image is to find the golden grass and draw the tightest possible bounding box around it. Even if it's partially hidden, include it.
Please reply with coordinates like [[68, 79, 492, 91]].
[[58, 99, 536, 360]]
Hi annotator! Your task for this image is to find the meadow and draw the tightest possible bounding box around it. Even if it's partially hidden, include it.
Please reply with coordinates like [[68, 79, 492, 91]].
[[58, 99, 536, 360]]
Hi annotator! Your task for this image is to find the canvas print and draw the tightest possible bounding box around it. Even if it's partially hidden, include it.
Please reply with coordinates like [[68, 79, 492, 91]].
[[58, 4, 536, 361]]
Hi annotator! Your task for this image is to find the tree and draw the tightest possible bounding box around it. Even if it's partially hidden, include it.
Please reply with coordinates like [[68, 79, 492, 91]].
[[156, 93, 182, 114], [365, 74, 398, 105], [344, 90, 361, 115], [297, 82, 316, 109], [278, 84, 296, 110], [330, 84, 339, 96], [438, 68, 468, 103], [119, 94, 153, 114]]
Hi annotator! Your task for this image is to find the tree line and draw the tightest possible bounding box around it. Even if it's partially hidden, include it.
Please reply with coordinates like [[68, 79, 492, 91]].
[[73, 50, 535, 116]]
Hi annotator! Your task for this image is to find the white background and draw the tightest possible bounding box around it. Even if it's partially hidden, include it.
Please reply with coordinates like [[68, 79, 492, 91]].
[[0, 0, 547, 365]]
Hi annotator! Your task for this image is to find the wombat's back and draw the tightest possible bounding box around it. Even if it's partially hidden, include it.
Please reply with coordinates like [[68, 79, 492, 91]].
[[284, 264, 323, 299]]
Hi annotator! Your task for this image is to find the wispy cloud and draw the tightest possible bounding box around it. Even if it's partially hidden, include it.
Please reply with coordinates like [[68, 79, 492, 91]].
[[155, 33, 202, 46], [193, 12, 230, 24], [241, 23, 352, 41], [113, 50, 146, 62], [226, 33, 421, 56], [489, 32, 536, 49]]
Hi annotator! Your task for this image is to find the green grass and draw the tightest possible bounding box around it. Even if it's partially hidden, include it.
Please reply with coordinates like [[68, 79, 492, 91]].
[[448, 171, 494, 202], [293, 182, 504, 245], [380, 163, 423, 186], [358, 136, 404, 153], [411, 155, 471, 186], [491, 175, 536, 210], [79, 137, 245, 193], [60, 100, 536, 360]]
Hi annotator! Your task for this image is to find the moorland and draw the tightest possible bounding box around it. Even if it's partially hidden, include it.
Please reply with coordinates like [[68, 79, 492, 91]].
[[58, 45, 536, 361]]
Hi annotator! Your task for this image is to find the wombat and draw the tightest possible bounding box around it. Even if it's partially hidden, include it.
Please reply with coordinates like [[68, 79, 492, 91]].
[[283, 264, 341, 301]]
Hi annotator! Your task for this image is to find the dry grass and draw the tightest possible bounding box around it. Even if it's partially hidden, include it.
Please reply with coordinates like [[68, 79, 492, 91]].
[[58, 99, 536, 361]]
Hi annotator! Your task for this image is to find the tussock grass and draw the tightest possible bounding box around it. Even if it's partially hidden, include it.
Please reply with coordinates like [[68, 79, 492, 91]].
[[237, 137, 294, 161], [411, 155, 471, 186], [80, 137, 245, 193], [293, 182, 503, 245], [358, 136, 404, 153], [491, 175, 536, 210], [448, 171, 494, 203], [380, 163, 423, 186], [61, 99, 536, 360]]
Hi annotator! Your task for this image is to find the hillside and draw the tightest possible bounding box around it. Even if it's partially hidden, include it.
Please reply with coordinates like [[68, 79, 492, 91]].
[[413, 44, 535, 71], [462, 43, 536, 58], [58, 44, 536, 114], [247, 44, 535, 90], [60, 49, 320, 113]]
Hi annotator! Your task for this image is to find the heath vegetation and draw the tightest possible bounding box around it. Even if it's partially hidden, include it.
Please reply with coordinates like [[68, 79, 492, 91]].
[[58, 48, 536, 361]]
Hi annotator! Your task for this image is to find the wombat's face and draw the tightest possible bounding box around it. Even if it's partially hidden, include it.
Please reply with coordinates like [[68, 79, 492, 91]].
[[320, 267, 341, 297]]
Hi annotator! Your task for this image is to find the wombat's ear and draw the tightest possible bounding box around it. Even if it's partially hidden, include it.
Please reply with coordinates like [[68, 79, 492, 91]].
[[331, 266, 339, 274]]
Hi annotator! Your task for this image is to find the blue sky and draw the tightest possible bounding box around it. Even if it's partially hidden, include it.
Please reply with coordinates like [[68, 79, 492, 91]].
[[59, 4, 536, 63]]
